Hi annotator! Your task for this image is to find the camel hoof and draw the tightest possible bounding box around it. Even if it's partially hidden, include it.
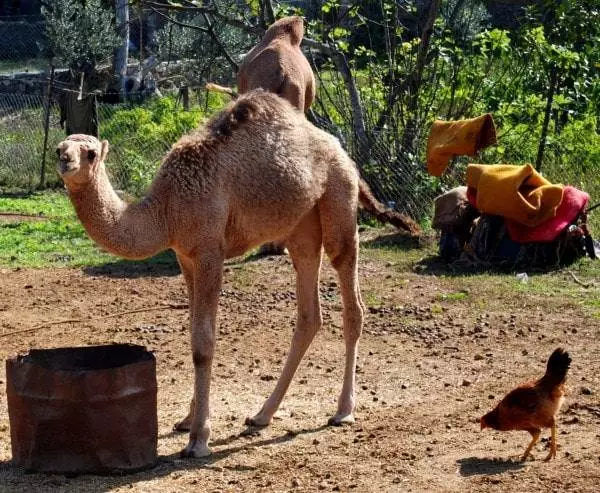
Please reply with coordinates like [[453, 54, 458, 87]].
[[244, 415, 271, 427], [173, 419, 192, 432], [180, 440, 212, 458], [327, 413, 355, 427]]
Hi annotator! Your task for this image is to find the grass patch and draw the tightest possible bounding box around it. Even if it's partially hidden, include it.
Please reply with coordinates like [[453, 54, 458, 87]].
[[0, 191, 73, 218], [360, 241, 433, 270], [437, 290, 469, 302], [0, 191, 164, 268], [360, 236, 599, 312], [0, 58, 49, 74], [363, 290, 382, 307]]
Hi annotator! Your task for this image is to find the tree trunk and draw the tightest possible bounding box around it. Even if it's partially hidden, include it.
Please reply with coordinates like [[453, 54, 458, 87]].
[[115, 0, 129, 95], [400, 0, 442, 157], [331, 51, 369, 166], [535, 67, 558, 172]]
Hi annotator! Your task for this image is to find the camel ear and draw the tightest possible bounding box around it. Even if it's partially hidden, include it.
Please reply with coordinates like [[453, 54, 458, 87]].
[[100, 140, 109, 161]]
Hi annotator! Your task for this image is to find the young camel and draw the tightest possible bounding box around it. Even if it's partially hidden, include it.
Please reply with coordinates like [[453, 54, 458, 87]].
[[56, 90, 365, 458], [207, 16, 315, 113]]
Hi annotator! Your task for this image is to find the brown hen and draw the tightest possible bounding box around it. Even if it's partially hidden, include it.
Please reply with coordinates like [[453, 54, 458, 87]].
[[480, 348, 571, 461]]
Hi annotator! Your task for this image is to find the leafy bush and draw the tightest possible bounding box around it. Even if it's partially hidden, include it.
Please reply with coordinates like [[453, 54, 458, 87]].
[[100, 95, 212, 195]]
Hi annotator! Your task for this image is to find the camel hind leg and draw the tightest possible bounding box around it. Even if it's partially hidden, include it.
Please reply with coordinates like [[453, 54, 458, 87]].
[[320, 188, 364, 425], [246, 207, 323, 426], [173, 253, 195, 432]]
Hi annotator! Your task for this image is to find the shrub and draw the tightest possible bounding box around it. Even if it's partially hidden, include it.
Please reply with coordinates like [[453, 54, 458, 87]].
[[100, 95, 206, 195]]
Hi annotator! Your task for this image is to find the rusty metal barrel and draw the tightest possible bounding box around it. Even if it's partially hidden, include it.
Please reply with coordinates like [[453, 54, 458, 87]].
[[6, 344, 157, 474]]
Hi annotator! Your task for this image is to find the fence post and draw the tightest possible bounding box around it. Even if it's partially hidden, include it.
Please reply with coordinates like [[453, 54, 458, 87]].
[[181, 85, 189, 111], [39, 65, 55, 190]]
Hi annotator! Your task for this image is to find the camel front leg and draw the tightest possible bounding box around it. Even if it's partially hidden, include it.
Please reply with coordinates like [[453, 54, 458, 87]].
[[543, 421, 558, 461], [181, 250, 224, 458]]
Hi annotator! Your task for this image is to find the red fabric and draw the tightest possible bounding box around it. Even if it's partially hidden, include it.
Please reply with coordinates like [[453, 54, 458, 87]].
[[506, 185, 589, 243], [467, 187, 477, 208]]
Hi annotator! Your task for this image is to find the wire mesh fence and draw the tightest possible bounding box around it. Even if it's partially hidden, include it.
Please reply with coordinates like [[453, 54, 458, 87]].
[[0, 84, 450, 223], [0, 6, 596, 232]]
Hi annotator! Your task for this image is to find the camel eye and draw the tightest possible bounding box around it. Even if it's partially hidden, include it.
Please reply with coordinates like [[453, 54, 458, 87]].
[[87, 150, 96, 161]]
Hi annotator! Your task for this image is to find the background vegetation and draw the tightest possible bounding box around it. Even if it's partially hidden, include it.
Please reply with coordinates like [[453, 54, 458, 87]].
[[0, 0, 598, 230]]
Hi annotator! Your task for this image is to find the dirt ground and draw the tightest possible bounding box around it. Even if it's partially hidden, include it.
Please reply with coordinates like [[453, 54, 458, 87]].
[[0, 241, 599, 492]]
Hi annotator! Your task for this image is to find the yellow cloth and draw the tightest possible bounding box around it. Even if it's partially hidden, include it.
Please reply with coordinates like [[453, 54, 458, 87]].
[[466, 163, 564, 227], [426, 114, 497, 176]]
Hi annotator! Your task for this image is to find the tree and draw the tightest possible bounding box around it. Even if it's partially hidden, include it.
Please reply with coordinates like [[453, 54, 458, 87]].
[[41, 0, 120, 78], [520, 0, 600, 170]]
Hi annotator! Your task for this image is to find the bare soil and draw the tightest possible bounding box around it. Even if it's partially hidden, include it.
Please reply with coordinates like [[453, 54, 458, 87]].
[[0, 245, 599, 492]]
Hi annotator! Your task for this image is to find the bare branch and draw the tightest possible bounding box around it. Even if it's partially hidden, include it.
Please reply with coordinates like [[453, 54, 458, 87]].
[[148, 6, 208, 32], [201, 12, 239, 72]]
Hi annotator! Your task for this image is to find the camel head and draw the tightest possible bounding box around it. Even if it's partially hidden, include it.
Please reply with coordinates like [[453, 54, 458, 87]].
[[56, 134, 109, 188]]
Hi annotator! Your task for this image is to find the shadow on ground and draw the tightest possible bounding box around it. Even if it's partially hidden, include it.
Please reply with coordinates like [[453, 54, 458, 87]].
[[414, 253, 563, 277], [84, 250, 180, 279], [361, 231, 430, 251], [0, 424, 329, 492], [456, 456, 526, 476]]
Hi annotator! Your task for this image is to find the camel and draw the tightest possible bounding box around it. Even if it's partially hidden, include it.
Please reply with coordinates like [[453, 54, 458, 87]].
[[56, 89, 369, 458], [207, 16, 315, 113], [208, 16, 419, 253]]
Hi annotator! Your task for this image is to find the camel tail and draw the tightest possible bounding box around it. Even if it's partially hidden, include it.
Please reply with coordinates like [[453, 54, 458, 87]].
[[358, 179, 421, 235], [205, 82, 238, 98], [540, 347, 571, 389]]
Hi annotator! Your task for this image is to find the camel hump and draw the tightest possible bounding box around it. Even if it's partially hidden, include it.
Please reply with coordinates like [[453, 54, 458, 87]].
[[264, 16, 304, 46], [208, 89, 291, 138]]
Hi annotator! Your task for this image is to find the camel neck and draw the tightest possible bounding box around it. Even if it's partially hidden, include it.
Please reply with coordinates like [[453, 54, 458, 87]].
[[68, 166, 169, 260]]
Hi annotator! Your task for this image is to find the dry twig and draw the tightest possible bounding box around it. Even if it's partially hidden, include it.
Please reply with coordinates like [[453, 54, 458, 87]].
[[0, 303, 189, 338]]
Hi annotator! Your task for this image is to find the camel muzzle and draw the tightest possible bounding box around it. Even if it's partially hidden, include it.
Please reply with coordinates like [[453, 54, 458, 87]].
[[58, 160, 78, 176]]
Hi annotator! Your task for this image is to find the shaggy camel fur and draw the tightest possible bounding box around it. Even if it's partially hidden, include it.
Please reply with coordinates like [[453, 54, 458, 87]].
[[57, 90, 367, 458]]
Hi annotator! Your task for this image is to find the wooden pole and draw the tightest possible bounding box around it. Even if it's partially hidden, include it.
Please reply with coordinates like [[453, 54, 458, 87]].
[[181, 85, 189, 111], [139, 1, 144, 79], [39, 64, 55, 190]]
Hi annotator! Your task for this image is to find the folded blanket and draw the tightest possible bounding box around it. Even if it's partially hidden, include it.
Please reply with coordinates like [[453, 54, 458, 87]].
[[426, 114, 497, 176], [506, 185, 589, 243], [466, 163, 564, 227]]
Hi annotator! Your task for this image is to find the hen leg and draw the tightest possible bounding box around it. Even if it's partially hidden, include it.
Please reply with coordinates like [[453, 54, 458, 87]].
[[521, 428, 541, 461], [543, 422, 557, 461]]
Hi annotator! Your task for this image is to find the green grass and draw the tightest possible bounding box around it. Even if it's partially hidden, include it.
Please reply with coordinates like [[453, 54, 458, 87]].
[[1, 192, 598, 319], [0, 191, 132, 267], [0, 191, 73, 219], [361, 233, 600, 317], [437, 290, 469, 302]]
